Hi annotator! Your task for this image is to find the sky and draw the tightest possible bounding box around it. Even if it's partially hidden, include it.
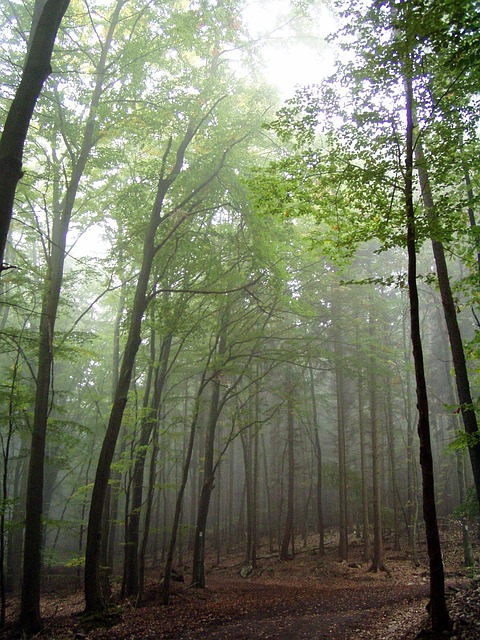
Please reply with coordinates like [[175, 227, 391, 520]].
[[242, 0, 338, 98]]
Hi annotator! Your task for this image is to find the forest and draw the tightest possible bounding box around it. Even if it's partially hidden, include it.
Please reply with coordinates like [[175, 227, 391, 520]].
[[0, 0, 479, 638]]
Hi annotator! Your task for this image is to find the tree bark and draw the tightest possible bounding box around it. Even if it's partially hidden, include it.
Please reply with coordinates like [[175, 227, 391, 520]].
[[125, 333, 172, 597], [405, 69, 450, 633], [191, 316, 228, 588], [414, 127, 480, 508], [0, 0, 70, 273], [84, 122, 196, 612]]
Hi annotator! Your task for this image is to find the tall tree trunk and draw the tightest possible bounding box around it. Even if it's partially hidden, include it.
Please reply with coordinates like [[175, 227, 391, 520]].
[[358, 363, 371, 561], [404, 69, 450, 633], [280, 373, 295, 561], [308, 366, 325, 556], [125, 333, 172, 597], [385, 379, 400, 551], [102, 276, 127, 585], [459, 137, 480, 275], [191, 318, 228, 588], [17, 3, 128, 627], [413, 116, 480, 509], [334, 329, 348, 561], [136, 412, 160, 605], [368, 314, 385, 572], [0, 0, 70, 273], [84, 121, 196, 612]]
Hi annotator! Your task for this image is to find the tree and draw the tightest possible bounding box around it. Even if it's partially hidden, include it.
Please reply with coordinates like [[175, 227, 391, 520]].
[[0, 0, 70, 275], [18, 2, 132, 630]]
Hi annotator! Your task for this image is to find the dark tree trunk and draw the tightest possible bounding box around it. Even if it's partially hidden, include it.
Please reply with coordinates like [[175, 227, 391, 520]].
[[0, 0, 70, 273], [160, 380, 210, 604], [84, 122, 196, 612], [414, 130, 480, 509], [19, 202, 69, 633], [125, 334, 172, 598], [405, 69, 450, 634], [191, 318, 228, 588]]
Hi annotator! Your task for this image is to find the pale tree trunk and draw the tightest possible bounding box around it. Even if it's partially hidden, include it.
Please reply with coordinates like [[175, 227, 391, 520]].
[[405, 68, 450, 633], [308, 366, 325, 556], [459, 137, 480, 276], [0, 0, 70, 274], [368, 314, 385, 572], [357, 364, 371, 561], [334, 329, 348, 561], [280, 372, 295, 561], [385, 378, 400, 551], [261, 434, 274, 553]]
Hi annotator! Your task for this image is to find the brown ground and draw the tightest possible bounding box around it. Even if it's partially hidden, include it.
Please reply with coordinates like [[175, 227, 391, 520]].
[[2, 535, 479, 639]]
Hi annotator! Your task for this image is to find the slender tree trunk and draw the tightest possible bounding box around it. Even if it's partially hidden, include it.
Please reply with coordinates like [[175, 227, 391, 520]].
[[358, 364, 371, 561], [261, 433, 274, 553], [7, 441, 28, 594], [309, 366, 325, 556], [84, 122, 196, 612], [405, 69, 450, 633], [280, 374, 295, 561], [102, 278, 127, 583], [240, 429, 254, 565], [136, 413, 160, 605], [459, 137, 480, 275], [125, 333, 172, 597], [0, 0, 70, 273], [414, 117, 480, 509], [191, 319, 227, 588], [334, 329, 348, 561], [16, 3, 128, 626], [368, 314, 385, 572], [19, 205, 69, 633], [385, 380, 400, 551]]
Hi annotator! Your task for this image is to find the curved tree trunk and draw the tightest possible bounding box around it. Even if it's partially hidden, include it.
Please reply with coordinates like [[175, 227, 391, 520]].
[[0, 0, 70, 274], [84, 121, 196, 612]]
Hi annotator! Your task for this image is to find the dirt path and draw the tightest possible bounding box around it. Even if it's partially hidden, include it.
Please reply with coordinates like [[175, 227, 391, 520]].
[[2, 546, 468, 640], [162, 579, 429, 640]]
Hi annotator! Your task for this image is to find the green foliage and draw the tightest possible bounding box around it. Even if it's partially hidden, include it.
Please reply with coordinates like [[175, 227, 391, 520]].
[[447, 429, 480, 453], [453, 486, 479, 519]]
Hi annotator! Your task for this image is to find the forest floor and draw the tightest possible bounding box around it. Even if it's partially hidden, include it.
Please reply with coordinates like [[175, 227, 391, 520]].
[[2, 531, 480, 639]]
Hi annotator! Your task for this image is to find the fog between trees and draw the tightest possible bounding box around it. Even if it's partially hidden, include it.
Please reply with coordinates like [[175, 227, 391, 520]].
[[0, 0, 479, 635]]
